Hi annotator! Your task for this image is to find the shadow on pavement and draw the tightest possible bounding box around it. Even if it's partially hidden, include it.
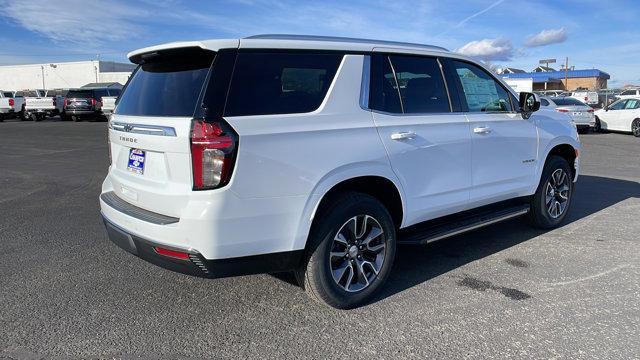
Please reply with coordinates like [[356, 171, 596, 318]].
[[274, 175, 640, 303]]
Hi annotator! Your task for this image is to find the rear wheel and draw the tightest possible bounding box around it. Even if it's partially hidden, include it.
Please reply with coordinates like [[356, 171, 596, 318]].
[[72, 115, 81, 122], [297, 192, 396, 309], [632, 119, 640, 137], [528, 156, 574, 229]]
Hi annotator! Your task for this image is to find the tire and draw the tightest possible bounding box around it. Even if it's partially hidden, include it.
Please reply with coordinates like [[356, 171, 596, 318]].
[[528, 156, 574, 229], [30, 113, 40, 122], [296, 192, 396, 309], [72, 115, 81, 122], [593, 117, 601, 133], [632, 119, 640, 137]]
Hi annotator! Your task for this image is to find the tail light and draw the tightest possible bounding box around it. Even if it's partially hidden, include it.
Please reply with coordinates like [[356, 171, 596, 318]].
[[190, 119, 237, 190], [64, 98, 69, 106], [586, 109, 594, 113], [8, 99, 14, 107], [556, 108, 569, 113], [90, 98, 97, 106]]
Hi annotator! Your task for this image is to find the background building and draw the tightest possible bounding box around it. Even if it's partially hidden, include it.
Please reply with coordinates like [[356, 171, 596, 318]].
[[0, 60, 135, 91], [502, 68, 610, 91]]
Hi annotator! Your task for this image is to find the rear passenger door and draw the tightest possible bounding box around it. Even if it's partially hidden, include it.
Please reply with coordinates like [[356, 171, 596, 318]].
[[370, 54, 471, 225], [444, 59, 538, 206]]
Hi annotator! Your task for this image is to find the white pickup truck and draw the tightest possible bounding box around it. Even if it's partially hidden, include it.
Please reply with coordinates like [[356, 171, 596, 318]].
[[571, 90, 599, 107], [16, 89, 64, 121], [0, 91, 25, 121]]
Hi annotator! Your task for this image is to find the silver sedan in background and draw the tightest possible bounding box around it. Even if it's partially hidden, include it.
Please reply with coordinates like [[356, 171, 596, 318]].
[[540, 96, 596, 133]]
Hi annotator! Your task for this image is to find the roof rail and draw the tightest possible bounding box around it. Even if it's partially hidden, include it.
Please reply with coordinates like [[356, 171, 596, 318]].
[[245, 34, 449, 52]]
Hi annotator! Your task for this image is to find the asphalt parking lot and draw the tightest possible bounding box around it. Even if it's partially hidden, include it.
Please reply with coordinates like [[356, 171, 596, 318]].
[[0, 118, 638, 359]]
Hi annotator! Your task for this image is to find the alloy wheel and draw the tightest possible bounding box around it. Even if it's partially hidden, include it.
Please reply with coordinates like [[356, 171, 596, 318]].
[[545, 169, 570, 219], [329, 215, 386, 292]]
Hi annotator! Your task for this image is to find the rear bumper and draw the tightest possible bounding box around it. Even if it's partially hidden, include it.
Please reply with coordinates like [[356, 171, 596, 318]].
[[102, 214, 303, 278], [65, 109, 99, 115]]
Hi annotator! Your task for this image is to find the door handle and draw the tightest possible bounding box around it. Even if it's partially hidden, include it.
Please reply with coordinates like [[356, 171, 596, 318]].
[[473, 126, 492, 135], [390, 131, 416, 140]]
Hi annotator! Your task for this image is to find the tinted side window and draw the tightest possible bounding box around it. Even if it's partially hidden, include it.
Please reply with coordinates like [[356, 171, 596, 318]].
[[369, 55, 402, 113], [388, 55, 450, 114], [624, 99, 639, 109], [449, 60, 513, 112], [224, 52, 343, 117], [108, 89, 121, 96]]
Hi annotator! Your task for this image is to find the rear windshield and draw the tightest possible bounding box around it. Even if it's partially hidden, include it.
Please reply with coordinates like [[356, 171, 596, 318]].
[[224, 52, 343, 116], [552, 97, 585, 106], [116, 49, 214, 117], [2, 92, 13, 97], [66, 90, 93, 98]]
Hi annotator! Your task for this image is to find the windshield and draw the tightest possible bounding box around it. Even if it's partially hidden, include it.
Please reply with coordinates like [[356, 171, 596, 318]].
[[116, 49, 215, 117], [551, 97, 586, 106]]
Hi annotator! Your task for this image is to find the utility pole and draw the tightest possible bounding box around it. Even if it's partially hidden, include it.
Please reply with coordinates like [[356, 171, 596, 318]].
[[41, 65, 46, 89], [565, 57, 569, 91]]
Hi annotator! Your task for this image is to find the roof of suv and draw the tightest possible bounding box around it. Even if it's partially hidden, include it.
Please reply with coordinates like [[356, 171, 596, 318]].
[[127, 34, 450, 62]]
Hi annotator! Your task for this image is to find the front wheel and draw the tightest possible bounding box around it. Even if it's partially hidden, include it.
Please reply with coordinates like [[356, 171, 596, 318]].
[[528, 156, 574, 229], [297, 192, 396, 309], [632, 119, 640, 137], [593, 117, 602, 133]]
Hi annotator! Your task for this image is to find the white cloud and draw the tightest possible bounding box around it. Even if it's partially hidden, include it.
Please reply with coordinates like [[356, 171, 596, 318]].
[[456, 38, 514, 61], [524, 28, 568, 48]]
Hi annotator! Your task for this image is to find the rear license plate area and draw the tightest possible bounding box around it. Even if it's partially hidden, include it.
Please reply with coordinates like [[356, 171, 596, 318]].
[[127, 149, 145, 175]]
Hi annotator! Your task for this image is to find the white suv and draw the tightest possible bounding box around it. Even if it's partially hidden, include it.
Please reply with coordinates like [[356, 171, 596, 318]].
[[100, 35, 580, 309]]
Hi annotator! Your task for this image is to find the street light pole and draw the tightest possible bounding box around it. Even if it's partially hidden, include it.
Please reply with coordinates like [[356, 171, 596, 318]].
[[41, 65, 45, 89]]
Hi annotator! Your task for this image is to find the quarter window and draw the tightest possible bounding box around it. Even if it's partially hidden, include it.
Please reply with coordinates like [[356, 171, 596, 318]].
[[449, 60, 513, 112], [540, 98, 550, 107], [224, 52, 343, 117]]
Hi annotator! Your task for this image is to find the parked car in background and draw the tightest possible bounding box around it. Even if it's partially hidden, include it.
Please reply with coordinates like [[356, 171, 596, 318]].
[[63, 88, 106, 121], [0, 90, 24, 121], [616, 88, 640, 100], [98, 88, 121, 117], [16, 89, 63, 121], [540, 96, 595, 133], [594, 97, 640, 137], [541, 90, 571, 97], [597, 89, 621, 108], [100, 35, 580, 309], [570, 90, 599, 107]]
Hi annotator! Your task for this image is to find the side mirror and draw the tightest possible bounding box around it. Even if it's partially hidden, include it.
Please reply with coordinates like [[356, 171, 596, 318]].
[[519, 92, 540, 119]]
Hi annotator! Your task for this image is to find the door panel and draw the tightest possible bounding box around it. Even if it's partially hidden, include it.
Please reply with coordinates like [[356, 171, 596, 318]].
[[369, 54, 471, 226], [444, 59, 538, 206], [374, 112, 471, 225]]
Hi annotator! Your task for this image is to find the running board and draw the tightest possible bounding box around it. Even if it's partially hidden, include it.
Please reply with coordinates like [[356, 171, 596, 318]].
[[398, 203, 530, 245]]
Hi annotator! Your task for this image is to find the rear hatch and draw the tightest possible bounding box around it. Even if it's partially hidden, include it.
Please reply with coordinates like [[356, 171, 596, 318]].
[[107, 47, 229, 217], [65, 90, 95, 111]]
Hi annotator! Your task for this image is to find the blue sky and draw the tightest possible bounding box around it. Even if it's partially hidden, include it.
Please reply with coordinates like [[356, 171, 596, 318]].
[[0, 0, 638, 87]]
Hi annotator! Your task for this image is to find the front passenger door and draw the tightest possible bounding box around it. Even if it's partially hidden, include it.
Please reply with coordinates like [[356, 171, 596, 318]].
[[444, 59, 538, 207]]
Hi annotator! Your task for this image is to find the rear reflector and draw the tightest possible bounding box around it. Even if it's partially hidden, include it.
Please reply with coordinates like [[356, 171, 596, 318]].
[[587, 109, 594, 113], [154, 246, 190, 260]]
